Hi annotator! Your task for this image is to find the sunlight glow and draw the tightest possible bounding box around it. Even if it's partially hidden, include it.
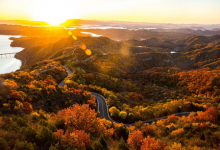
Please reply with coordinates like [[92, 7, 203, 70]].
[[81, 44, 86, 50], [68, 31, 72, 35], [72, 35, 77, 40], [85, 49, 92, 56], [31, 0, 81, 25]]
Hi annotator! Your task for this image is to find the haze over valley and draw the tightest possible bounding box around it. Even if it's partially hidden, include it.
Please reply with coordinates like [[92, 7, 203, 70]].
[[0, 0, 220, 150]]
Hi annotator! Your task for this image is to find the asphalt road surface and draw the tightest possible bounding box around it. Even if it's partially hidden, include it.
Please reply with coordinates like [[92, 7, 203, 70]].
[[59, 65, 195, 126]]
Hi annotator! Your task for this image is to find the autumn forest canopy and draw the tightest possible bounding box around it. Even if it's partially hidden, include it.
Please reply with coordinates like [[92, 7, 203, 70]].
[[0, 22, 220, 150]]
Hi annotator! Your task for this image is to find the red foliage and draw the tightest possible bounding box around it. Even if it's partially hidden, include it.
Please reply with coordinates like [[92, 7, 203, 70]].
[[10, 91, 24, 101], [199, 123, 208, 131], [204, 107, 219, 123], [194, 107, 219, 123], [23, 102, 33, 113], [43, 78, 56, 86]]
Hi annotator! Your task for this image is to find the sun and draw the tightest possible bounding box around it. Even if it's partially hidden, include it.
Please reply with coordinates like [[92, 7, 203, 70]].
[[31, 0, 81, 25]]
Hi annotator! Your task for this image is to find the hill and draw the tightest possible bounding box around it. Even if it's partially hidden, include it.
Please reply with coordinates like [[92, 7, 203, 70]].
[[0, 28, 219, 150]]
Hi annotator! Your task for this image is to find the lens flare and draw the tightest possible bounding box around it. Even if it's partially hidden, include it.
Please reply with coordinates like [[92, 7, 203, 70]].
[[72, 35, 77, 40], [68, 31, 72, 35], [81, 44, 86, 50], [85, 49, 92, 55]]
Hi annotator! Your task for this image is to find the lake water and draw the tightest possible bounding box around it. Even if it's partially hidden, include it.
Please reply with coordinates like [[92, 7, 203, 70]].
[[0, 35, 23, 74]]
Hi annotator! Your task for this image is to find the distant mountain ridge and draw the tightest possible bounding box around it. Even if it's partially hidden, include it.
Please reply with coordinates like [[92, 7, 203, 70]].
[[0, 20, 49, 25]]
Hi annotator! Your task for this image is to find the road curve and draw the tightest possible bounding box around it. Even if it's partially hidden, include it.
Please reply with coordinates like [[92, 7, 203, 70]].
[[59, 65, 195, 126]]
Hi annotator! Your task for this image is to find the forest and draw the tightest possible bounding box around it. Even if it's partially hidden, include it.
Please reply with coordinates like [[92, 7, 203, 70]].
[[0, 25, 220, 150]]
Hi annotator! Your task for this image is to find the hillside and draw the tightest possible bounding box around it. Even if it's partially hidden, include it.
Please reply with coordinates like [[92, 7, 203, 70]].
[[0, 29, 220, 150]]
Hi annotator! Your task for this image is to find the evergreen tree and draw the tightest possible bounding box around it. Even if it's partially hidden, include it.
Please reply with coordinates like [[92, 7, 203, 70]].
[[118, 137, 129, 150]]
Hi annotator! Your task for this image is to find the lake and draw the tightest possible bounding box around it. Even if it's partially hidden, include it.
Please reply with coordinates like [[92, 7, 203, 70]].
[[0, 35, 23, 74]]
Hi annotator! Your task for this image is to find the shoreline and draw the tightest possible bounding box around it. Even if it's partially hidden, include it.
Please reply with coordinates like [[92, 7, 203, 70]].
[[14, 53, 26, 69]]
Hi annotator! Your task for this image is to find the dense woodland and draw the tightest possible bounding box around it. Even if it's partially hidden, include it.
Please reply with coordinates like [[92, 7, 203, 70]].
[[0, 25, 220, 149]]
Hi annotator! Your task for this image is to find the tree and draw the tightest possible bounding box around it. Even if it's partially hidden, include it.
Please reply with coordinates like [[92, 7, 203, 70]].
[[61, 129, 91, 150], [92, 141, 104, 150], [127, 130, 143, 150], [213, 97, 220, 103], [49, 145, 57, 150], [140, 137, 166, 150], [204, 107, 219, 123], [14, 140, 34, 150], [99, 134, 107, 149], [23, 102, 33, 113], [109, 106, 120, 117], [128, 113, 134, 121], [54, 104, 97, 133], [0, 137, 10, 150], [119, 111, 127, 119], [118, 137, 129, 150], [115, 125, 129, 141]]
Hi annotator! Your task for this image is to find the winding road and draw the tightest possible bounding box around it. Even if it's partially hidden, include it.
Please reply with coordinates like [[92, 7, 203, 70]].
[[59, 65, 195, 126]]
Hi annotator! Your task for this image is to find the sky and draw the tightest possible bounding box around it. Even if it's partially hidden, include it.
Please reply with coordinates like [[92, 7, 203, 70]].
[[0, 0, 220, 25]]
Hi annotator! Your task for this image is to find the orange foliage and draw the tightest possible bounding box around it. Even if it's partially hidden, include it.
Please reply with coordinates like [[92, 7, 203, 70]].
[[54, 104, 96, 133], [127, 130, 143, 150], [87, 98, 97, 109], [160, 114, 179, 125], [141, 136, 166, 150], [141, 125, 156, 137], [55, 129, 91, 150], [54, 104, 113, 137]]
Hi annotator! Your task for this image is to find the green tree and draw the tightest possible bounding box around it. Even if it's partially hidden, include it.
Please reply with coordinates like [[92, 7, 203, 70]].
[[14, 140, 34, 150], [92, 141, 104, 150], [99, 134, 107, 149], [118, 137, 129, 150]]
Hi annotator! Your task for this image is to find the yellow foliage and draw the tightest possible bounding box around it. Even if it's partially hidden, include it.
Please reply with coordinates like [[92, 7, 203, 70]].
[[169, 142, 186, 150], [171, 128, 184, 136], [166, 123, 178, 129], [5, 79, 18, 89]]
